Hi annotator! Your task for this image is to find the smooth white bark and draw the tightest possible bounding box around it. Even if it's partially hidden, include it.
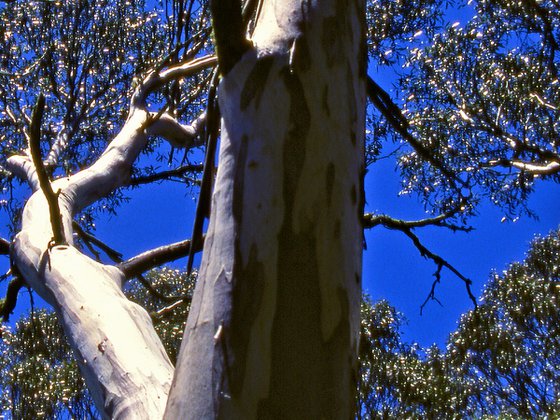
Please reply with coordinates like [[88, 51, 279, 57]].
[[8, 56, 215, 418], [12, 110, 174, 419], [166, 0, 366, 417]]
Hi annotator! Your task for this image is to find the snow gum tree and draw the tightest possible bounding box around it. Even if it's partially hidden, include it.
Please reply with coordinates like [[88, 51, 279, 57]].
[[1, 0, 366, 418], [165, 0, 366, 417]]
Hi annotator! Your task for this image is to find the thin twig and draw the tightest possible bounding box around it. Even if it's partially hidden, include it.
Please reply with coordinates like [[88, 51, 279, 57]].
[[397, 228, 477, 313], [187, 68, 220, 275], [151, 296, 191, 320], [128, 164, 204, 186], [72, 222, 123, 262]]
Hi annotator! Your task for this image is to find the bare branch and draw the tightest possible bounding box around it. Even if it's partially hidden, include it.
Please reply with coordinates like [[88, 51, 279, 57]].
[[210, 0, 252, 75], [128, 164, 203, 186], [152, 297, 190, 320], [28, 94, 65, 245], [72, 222, 123, 263], [363, 208, 472, 232], [0, 237, 10, 255], [5, 155, 40, 191], [484, 158, 560, 175], [43, 125, 70, 168], [132, 54, 217, 108], [399, 228, 477, 313], [118, 237, 204, 279], [146, 111, 207, 149], [0, 277, 25, 322]]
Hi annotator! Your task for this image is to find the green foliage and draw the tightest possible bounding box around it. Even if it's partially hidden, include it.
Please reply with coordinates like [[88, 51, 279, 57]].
[[357, 229, 560, 419], [0, 267, 195, 419], [0, 310, 96, 419], [446, 230, 560, 417], [396, 0, 560, 217], [357, 298, 469, 419], [125, 267, 195, 364]]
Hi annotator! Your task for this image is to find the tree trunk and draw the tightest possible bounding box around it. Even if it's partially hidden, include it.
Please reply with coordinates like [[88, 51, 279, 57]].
[[165, 0, 366, 417]]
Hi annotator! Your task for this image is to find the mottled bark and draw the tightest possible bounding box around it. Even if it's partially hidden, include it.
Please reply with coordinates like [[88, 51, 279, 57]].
[[166, 0, 366, 417]]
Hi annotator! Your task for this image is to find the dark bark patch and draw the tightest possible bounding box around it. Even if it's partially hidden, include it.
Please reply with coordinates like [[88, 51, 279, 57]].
[[350, 129, 357, 146], [280, 68, 311, 192], [346, 63, 357, 125], [321, 16, 339, 68], [322, 84, 330, 116], [291, 35, 312, 73], [359, 165, 366, 250], [350, 184, 357, 205], [248, 159, 258, 169], [227, 244, 266, 397], [240, 55, 274, 111], [232, 135, 249, 227], [358, 35, 368, 80], [333, 219, 341, 240], [358, 165, 366, 221], [325, 162, 335, 207]]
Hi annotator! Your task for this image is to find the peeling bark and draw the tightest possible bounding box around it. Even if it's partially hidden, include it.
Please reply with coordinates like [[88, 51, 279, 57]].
[[166, 0, 366, 417]]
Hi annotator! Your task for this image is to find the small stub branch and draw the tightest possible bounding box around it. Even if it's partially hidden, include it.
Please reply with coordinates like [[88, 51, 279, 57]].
[[28, 94, 66, 246]]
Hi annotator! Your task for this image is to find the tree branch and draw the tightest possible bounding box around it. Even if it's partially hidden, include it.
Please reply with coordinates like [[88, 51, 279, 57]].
[[0, 277, 25, 322], [363, 204, 472, 232], [151, 297, 190, 320], [5, 155, 40, 191], [128, 164, 203, 186], [132, 54, 217, 108], [43, 125, 70, 168], [118, 237, 204, 279], [483, 158, 560, 175], [399, 227, 477, 313], [28, 94, 65, 245], [0, 237, 10, 255], [210, 0, 252, 75], [145, 111, 207, 149], [367, 76, 468, 191]]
